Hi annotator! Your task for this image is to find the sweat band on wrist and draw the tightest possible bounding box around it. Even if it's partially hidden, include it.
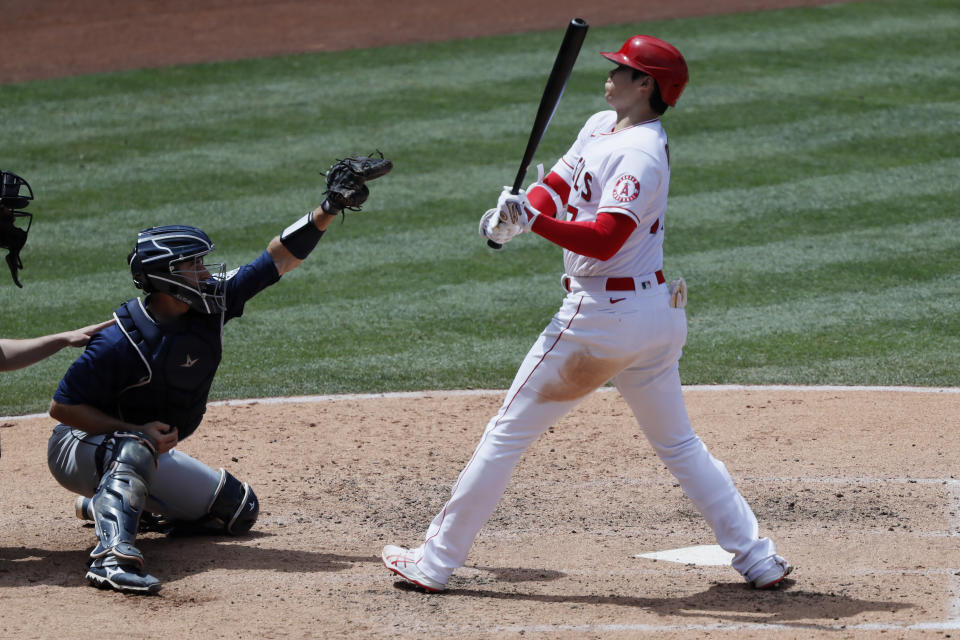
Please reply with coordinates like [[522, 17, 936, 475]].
[[280, 211, 325, 259]]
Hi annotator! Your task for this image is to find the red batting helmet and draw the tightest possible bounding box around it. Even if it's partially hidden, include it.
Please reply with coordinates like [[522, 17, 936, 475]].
[[600, 35, 689, 107]]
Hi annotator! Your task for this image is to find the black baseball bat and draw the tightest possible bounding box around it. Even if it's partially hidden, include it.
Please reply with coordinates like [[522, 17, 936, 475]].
[[488, 17, 589, 249]]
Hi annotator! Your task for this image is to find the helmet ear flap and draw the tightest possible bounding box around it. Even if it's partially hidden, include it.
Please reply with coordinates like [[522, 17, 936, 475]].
[[128, 249, 148, 291]]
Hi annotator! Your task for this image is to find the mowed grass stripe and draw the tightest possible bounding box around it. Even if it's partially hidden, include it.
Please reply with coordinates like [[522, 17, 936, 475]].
[[671, 191, 957, 254], [676, 102, 960, 166], [668, 158, 960, 228], [675, 216, 960, 283], [688, 317, 960, 386], [673, 1, 960, 56], [30, 149, 960, 266]]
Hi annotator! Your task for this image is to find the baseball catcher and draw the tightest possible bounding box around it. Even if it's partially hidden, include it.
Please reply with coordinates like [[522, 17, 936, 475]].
[[47, 154, 391, 594], [0, 169, 34, 287]]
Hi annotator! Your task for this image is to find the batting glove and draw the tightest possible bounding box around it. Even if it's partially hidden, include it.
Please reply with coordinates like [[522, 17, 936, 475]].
[[497, 187, 539, 233], [479, 208, 522, 245]]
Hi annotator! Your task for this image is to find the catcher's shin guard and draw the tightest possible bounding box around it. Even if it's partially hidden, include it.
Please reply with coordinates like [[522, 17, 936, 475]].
[[88, 432, 158, 567]]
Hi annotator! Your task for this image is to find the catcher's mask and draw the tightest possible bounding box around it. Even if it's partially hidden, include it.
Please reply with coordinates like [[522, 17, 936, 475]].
[[128, 225, 227, 314], [0, 170, 35, 288]]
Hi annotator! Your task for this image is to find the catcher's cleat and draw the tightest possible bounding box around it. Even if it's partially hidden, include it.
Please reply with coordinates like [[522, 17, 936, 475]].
[[748, 555, 793, 589], [86, 556, 161, 595], [381, 545, 446, 592]]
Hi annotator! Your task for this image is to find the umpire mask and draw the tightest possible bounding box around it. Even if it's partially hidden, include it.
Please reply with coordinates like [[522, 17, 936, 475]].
[[0, 170, 35, 288]]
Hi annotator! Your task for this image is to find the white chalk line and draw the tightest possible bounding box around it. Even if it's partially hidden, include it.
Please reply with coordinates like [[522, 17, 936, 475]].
[[494, 621, 960, 632], [5, 383, 958, 422]]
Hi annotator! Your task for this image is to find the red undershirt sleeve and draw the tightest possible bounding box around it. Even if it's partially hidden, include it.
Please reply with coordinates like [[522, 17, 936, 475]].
[[530, 212, 637, 260], [526, 172, 571, 218]]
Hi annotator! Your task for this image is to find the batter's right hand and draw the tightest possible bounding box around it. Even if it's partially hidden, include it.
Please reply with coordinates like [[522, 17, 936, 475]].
[[141, 421, 178, 454]]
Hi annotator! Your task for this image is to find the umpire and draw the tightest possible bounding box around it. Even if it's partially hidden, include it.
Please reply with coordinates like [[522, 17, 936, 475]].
[[2, 169, 115, 366], [46, 156, 391, 594]]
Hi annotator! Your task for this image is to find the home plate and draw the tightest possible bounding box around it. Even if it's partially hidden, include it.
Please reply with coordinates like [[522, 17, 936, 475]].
[[634, 544, 734, 566]]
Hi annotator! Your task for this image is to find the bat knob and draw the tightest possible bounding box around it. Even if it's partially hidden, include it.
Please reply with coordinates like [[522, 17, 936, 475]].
[[487, 239, 503, 250]]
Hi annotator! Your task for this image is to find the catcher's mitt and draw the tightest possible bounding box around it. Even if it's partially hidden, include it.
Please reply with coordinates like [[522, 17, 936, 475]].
[[322, 152, 393, 214]]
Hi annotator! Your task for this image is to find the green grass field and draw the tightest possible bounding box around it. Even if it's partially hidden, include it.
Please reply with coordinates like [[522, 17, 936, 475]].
[[1, 0, 958, 416]]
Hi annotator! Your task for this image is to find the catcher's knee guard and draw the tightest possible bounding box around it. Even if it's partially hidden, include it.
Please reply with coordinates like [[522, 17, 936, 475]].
[[89, 432, 158, 567], [169, 469, 259, 536], [209, 469, 259, 535]]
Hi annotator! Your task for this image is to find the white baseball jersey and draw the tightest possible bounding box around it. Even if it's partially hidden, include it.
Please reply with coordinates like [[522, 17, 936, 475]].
[[551, 110, 670, 277]]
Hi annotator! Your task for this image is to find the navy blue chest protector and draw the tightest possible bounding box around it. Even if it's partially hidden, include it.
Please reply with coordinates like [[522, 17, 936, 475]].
[[115, 298, 223, 440]]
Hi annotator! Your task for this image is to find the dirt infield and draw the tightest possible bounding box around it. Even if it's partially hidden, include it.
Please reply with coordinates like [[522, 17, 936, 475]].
[[6, 0, 954, 638], [3, 388, 958, 638]]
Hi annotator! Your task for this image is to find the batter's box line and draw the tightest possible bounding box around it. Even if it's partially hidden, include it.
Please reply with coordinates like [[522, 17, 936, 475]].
[[492, 621, 960, 633], [746, 476, 958, 485], [5, 385, 959, 422]]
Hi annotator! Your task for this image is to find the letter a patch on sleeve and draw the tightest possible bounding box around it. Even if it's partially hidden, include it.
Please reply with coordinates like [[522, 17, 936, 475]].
[[612, 174, 641, 202]]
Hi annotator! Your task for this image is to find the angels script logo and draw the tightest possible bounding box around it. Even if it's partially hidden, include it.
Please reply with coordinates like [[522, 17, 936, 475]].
[[612, 174, 640, 202]]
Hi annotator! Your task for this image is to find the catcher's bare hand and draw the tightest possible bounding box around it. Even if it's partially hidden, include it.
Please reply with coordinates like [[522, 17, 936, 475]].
[[322, 151, 393, 214], [141, 421, 178, 454]]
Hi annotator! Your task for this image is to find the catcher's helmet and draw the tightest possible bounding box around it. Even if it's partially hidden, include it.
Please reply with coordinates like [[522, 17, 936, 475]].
[[128, 225, 227, 314], [600, 35, 689, 107]]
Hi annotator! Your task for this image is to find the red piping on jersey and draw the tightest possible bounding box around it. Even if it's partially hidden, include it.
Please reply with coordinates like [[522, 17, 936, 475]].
[[423, 296, 586, 550], [532, 211, 637, 260], [598, 117, 660, 136]]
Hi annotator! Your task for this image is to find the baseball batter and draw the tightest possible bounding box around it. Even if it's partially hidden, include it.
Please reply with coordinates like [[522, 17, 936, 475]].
[[46, 155, 391, 594], [382, 35, 791, 591]]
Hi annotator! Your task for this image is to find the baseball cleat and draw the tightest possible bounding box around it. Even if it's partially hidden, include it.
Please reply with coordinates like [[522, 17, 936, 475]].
[[749, 554, 793, 589], [381, 545, 446, 592], [86, 556, 161, 594]]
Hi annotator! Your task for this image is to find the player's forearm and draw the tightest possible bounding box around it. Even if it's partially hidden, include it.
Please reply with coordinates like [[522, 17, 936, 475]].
[[0, 335, 71, 372], [48, 399, 136, 435], [269, 206, 338, 275], [531, 212, 636, 260]]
